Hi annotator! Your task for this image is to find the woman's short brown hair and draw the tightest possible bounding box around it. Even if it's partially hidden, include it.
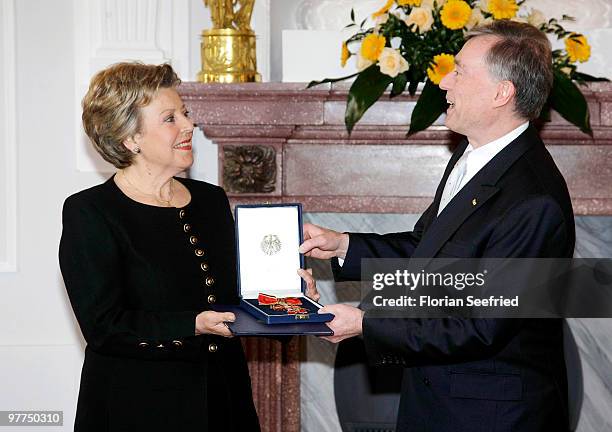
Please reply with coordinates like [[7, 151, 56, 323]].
[[82, 62, 181, 168]]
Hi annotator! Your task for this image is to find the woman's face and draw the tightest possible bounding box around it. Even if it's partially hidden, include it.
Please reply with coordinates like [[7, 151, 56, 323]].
[[132, 87, 194, 174]]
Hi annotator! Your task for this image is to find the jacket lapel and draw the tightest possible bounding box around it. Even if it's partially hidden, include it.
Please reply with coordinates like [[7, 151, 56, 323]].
[[420, 140, 470, 233], [413, 125, 539, 258]]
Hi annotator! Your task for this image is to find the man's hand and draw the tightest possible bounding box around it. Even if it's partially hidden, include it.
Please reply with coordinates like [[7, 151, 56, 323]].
[[299, 223, 350, 260], [319, 304, 364, 343]]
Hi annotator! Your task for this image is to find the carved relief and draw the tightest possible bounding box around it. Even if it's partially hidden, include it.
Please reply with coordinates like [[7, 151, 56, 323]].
[[203, 32, 257, 72], [99, 0, 162, 50], [204, 0, 255, 31], [295, 0, 381, 30], [529, 0, 612, 29], [223, 145, 276, 193]]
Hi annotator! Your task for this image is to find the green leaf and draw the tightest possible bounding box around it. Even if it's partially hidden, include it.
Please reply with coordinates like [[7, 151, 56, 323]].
[[408, 80, 447, 136], [391, 73, 409, 98], [345, 65, 394, 134], [573, 71, 610, 82], [548, 69, 592, 136], [307, 72, 360, 89], [407, 79, 419, 96], [350, 8, 355, 22]]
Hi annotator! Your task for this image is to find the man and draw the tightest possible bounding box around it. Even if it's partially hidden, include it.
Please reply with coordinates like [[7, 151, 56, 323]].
[[300, 21, 575, 431]]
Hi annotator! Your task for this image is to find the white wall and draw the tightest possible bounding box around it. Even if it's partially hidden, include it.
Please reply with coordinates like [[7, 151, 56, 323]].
[[0, 0, 17, 273], [0, 1, 611, 431]]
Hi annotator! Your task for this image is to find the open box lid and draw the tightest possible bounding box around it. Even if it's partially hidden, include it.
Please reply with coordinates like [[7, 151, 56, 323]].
[[235, 204, 305, 300]]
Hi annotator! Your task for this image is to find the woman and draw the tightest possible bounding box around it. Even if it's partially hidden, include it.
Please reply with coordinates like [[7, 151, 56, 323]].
[[60, 62, 272, 431]]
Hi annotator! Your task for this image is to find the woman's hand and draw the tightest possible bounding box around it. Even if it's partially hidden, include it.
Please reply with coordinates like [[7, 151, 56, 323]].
[[298, 268, 320, 302], [195, 311, 235, 337]]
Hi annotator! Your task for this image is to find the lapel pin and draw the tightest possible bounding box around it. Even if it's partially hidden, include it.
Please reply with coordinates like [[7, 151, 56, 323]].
[[472, 198, 478, 206]]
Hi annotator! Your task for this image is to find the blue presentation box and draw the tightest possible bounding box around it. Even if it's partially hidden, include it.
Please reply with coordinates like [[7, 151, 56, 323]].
[[235, 203, 334, 325]]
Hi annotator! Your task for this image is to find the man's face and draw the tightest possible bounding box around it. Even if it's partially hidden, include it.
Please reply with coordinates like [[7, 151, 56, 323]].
[[439, 36, 501, 138]]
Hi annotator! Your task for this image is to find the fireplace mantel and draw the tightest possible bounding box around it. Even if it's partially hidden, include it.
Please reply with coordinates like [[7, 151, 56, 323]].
[[180, 81, 612, 216], [179, 81, 612, 432]]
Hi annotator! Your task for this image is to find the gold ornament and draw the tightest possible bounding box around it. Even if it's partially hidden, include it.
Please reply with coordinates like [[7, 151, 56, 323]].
[[198, 0, 261, 83]]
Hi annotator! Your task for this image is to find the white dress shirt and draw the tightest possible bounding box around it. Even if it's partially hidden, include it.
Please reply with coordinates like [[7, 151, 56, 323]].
[[437, 122, 529, 216]]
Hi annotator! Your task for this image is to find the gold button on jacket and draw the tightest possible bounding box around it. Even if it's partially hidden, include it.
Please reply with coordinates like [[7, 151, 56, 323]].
[[208, 343, 218, 353]]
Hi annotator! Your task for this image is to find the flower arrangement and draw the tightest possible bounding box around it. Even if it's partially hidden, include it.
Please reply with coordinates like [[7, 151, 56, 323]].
[[308, 0, 608, 136]]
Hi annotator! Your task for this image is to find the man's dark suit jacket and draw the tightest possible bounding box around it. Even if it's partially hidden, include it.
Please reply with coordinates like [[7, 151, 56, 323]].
[[333, 125, 575, 432]]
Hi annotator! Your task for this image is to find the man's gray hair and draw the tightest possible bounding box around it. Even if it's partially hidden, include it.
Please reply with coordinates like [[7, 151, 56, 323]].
[[466, 20, 553, 120]]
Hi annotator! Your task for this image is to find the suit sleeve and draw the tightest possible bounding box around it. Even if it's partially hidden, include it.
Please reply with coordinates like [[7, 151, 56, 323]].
[[363, 195, 569, 367], [59, 195, 200, 360], [332, 202, 436, 281]]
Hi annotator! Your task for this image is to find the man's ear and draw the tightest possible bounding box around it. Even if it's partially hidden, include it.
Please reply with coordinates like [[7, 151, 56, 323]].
[[493, 80, 516, 108]]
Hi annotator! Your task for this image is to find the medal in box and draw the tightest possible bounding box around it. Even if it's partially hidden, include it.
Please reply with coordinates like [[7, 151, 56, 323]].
[[235, 203, 334, 325]]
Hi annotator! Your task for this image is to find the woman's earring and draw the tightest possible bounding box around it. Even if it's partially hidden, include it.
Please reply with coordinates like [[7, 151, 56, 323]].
[[132, 147, 140, 154]]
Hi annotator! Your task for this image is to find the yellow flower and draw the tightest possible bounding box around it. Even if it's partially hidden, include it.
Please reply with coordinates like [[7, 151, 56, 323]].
[[360, 33, 387, 62], [341, 41, 351, 67], [565, 33, 591, 63], [440, 0, 471, 30], [427, 53, 455, 84], [405, 6, 434, 33], [378, 48, 409, 78], [487, 0, 518, 20], [397, 0, 422, 6], [373, 0, 394, 19]]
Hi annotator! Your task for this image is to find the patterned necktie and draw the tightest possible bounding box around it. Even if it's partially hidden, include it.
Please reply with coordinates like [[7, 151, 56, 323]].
[[437, 148, 471, 216]]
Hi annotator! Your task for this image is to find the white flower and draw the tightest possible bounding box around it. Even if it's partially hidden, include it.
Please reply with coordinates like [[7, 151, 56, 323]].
[[377, 48, 409, 78], [356, 53, 374, 72], [391, 37, 402, 49], [373, 13, 389, 26], [477, 0, 489, 13], [392, 10, 406, 20], [466, 7, 492, 30], [511, 15, 528, 24], [527, 8, 547, 28], [404, 6, 434, 33]]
